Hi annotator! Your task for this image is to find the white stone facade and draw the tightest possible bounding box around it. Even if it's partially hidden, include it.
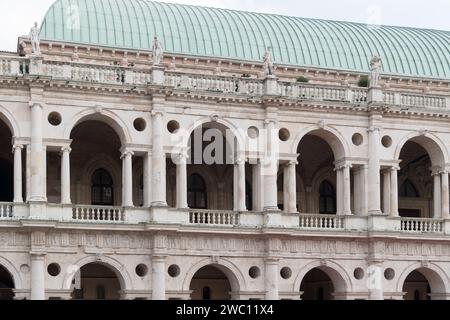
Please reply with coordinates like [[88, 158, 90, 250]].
[[0, 36, 448, 300]]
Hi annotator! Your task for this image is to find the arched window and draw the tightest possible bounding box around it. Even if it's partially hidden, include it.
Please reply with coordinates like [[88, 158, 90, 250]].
[[188, 174, 207, 209], [399, 179, 419, 197], [319, 180, 336, 214], [91, 168, 114, 205], [202, 286, 211, 300]]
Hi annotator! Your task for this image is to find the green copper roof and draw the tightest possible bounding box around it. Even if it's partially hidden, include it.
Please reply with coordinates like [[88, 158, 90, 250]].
[[40, 0, 450, 79]]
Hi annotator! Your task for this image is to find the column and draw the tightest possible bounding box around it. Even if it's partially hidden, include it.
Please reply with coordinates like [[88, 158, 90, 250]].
[[382, 169, 390, 215], [176, 154, 188, 208], [389, 167, 399, 217], [287, 161, 297, 213], [367, 125, 381, 214], [360, 165, 368, 215], [121, 150, 134, 207], [368, 263, 384, 300], [60, 146, 71, 204], [13, 144, 23, 203], [342, 164, 352, 215], [263, 120, 278, 211], [336, 167, 343, 215], [432, 172, 441, 218], [252, 161, 263, 211], [264, 258, 279, 300], [143, 152, 152, 207], [152, 256, 166, 300], [233, 158, 246, 211], [353, 168, 361, 214], [29, 103, 46, 201], [30, 253, 45, 300], [441, 171, 449, 219], [283, 165, 289, 212], [151, 111, 167, 206]]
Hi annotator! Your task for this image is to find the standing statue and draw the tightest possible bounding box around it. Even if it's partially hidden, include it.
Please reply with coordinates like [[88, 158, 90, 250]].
[[29, 22, 41, 55], [152, 36, 164, 65], [262, 47, 274, 76], [369, 55, 382, 87]]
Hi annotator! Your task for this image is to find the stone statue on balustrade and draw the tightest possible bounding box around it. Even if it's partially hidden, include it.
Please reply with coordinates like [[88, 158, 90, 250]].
[[369, 55, 382, 88], [262, 47, 274, 76], [29, 22, 41, 55], [152, 36, 164, 66]]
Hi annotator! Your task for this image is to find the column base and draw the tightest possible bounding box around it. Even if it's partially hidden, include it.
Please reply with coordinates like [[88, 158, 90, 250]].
[[151, 201, 168, 207]]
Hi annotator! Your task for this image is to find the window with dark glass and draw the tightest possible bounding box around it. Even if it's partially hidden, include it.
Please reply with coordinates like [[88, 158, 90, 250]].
[[399, 179, 419, 197], [91, 168, 114, 205], [188, 174, 207, 209], [202, 286, 211, 300], [319, 180, 336, 214]]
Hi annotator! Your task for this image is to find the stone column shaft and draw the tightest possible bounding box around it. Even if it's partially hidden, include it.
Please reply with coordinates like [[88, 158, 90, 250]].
[[342, 165, 352, 215], [252, 162, 263, 211], [29, 103, 46, 201], [287, 161, 297, 213], [176, 154, 188, 209], [441, 171, 449, 219], [390, 167, 399, 217], [433, 173, 441, 218], [263, 120, 278, 211], [60, 147, 71, 204], [30, 254, 45, 300], [151, 111, 167, 206], [382, 170, 391, 215], [152, 256, 166, 300], [368, 126, 381, 214], [121, 151, 133, 207], [336, 168, 343, 215], [143, 152, 152, 207], [264, 258, 279, 300], [13, 145, 23, 203]]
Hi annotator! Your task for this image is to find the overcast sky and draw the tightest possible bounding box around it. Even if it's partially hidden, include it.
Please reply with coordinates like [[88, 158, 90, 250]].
[[0, 0, 448, 52]]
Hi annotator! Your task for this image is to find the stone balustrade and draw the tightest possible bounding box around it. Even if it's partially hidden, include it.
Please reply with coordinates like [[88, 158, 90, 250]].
[[72, 205, 124, 222], [400, 217, 444, 233], [1, 202, 450, 236], [0, 203, 14, 219], [0, 54, 447, 109], [299, 214, 345, 230], [188, 209, 239, 226]]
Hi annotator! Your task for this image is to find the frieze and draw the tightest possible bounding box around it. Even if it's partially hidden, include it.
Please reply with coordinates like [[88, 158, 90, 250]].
[[0, 232, 30, 247]]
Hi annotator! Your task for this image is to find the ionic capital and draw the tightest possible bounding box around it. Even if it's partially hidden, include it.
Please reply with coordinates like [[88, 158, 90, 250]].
[[28, 101, 43, 109], [120, 150, 134, 159], [12, 144, 24, 153], [151, 110, 164, 117], [60, 146, 72, 154]]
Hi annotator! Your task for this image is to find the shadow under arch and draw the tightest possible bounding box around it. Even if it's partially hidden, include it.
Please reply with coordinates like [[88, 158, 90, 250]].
[[291, 125, 349, 160], [396, 262, 449, 297], [394, 132, 448, 167], [0, 256, 22, 290], [0, 104, 20, 138], [64, 109, 132, 146], [182, 257, 246, 294], [62, 255, 132, 292], [294, 260, 353, 294], [182, 117, 245, 154]]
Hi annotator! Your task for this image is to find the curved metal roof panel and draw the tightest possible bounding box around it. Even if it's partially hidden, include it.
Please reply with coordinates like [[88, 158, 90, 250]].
[[40, 0, 450, 79]]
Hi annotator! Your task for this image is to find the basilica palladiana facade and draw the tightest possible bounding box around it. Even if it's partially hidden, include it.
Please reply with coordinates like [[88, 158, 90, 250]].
[[0, 0, 449, 300]]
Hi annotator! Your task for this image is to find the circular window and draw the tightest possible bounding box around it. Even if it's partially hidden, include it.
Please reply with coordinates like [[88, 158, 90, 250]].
[[135, 264, 148, 277], [133, 118, 146, 132], [384, 268, 395, 280], [47, 263, 61, 277], [168, 264, 180, 278], [352, 133, 363, 146], [249, 266, 261, 279], [353, 267, 364, 280], [279, 128, 290, 141], [381, 135, 392, 148], [48, 112, 62, 126], [247, 126, 259, 139], [280, 267, 292, 279], [167, 120, 180, 134]]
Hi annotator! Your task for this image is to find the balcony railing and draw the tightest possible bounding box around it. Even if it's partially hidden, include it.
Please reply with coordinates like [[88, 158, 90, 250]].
[[299, 214, 345, 230], [72, 205, 124, 222], [400, 217, 443, 233], [189, 209, 239, 226], [0, 203, 14, 219]]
